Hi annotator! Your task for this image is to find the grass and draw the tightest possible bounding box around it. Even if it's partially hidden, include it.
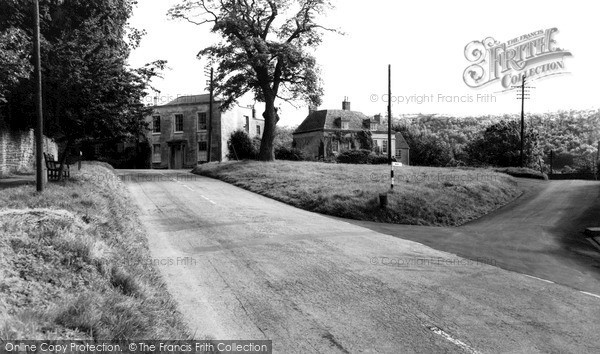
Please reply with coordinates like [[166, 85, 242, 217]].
[[0, 162, 189, 340], [493, 167, 548, 180], [193, 161, 522, 226]]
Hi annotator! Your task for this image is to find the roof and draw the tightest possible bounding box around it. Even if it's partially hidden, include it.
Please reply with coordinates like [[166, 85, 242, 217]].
[[162, 94, 222, 107], [395, 132, 410, 149], [294, 109, 373, 134]]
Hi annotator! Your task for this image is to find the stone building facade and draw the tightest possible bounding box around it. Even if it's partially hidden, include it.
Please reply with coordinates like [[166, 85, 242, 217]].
[[293, 99, 410, 165], [147, 95, 264, 169]]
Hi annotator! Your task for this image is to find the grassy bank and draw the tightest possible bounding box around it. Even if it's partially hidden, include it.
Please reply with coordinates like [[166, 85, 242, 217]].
[[193, 161, 522, 226], [0, 162, 189, 340], [493, 167, 548, 180]]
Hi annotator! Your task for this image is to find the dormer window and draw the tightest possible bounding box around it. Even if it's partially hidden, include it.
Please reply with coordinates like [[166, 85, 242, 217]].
[[370, 123, 378, 131], [341, 121, 349, 130]]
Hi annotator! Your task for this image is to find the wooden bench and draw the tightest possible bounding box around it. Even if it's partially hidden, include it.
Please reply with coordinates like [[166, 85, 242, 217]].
[[43, 152, 70, 181]]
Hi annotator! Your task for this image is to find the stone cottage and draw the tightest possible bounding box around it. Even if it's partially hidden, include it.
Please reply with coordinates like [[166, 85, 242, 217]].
[[292, 98, 410, 165], [147, 94, 264, 169]]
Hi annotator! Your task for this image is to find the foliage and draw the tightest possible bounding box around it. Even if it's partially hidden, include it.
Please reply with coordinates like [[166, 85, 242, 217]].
[[274, 125, 296, 149], [396, 110, 600, 172], [356, 130, 373, 150], [368, 154, 395, 165], [0, 27, 31, 103], [466, 120, 542, 168], [395, 125, 453, 166], [227, 129, 257, 160], [0, 0, 165, 175], [275, 146, 306, 161], [169, 0, 338, 160], [336, 149, 371, 164]]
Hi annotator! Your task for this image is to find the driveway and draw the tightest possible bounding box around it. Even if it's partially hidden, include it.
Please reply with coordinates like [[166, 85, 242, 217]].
[[121, 170, 600, 353]]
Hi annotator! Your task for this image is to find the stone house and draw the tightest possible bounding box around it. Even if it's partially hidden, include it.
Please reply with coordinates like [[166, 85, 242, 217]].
[[293, 99, 410, 165], [147, 94, 264, 169]]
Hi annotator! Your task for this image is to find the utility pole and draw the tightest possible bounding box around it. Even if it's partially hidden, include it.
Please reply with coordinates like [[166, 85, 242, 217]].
[[33, 0, 44, 192], [519, 75, 526, 167], [388, 64, 393, 190], [204, 66, 214, 163], [513, 75, 531, 168]]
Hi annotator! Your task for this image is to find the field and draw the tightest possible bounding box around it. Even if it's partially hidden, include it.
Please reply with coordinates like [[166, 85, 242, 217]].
[[0, 163, 189, 339], [193, 161, 522, 226]]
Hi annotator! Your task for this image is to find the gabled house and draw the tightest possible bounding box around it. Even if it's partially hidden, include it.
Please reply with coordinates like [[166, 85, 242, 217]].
[[147, 94, 264, 169], [292, 98, 410, 165]]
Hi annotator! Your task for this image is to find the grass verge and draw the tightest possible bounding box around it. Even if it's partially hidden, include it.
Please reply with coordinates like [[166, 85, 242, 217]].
[[493, 167, 548, 180], [193, 161, 522, 226], [0, 162, 189, 340]]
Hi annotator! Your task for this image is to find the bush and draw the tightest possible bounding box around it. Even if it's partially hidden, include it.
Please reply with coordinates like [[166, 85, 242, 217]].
[[368, 154, 395, 164], [227, 130, 257, 160], [336, 149, 371, 164], [275, 146, 306, 161]]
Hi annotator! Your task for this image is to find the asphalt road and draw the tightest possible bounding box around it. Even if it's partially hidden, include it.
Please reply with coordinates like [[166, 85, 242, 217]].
[[121, 170, 600, 353], [348, 178, 600, 295]]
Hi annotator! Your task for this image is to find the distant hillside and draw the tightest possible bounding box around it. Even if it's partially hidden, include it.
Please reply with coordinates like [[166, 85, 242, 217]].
[[395, 109, 600, 171]]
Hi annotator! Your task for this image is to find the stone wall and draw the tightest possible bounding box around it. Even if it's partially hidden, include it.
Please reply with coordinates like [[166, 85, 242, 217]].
[[0, 129, 58, 177]]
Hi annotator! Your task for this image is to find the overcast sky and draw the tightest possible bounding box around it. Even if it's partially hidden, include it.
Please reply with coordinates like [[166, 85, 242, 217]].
[[128, 0, 599, 127]]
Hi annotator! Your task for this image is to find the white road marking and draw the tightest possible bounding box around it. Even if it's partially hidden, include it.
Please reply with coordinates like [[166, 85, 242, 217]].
[[427, 326, 479, 354], [522, 274, 555, 284], [580, 291, 600, 300], [201, 195, 216, 205]]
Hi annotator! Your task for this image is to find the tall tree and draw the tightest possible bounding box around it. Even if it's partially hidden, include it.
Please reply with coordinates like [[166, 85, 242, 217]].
[[1, 0, 165, 176], [466, 120, 542, 167], [169, 0, 336, 161]]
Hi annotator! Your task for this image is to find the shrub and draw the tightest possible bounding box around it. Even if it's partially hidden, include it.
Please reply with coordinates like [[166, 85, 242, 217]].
[[368, 154, 396, 165], [336, 149, 371, 164], [227, 130, 257, 160], [275, 146, 306, 161]]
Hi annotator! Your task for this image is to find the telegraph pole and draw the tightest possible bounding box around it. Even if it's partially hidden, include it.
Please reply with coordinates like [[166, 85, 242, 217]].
[[388, 65, 393, 190], [513, 75, 531, 167], [33, 0, 44, 192], [519, 75, 526, 167]]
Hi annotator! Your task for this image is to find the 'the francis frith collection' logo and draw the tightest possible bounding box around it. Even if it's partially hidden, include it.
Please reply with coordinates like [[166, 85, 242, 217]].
[[463, 28, 572, 89]]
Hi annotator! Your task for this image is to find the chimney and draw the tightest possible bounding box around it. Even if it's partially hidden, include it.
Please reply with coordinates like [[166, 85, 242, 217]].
[[342, 96, 351, 111], [308, 105, 317, 115], [153, 96, 159, 106], [374, 114, 381, 123]]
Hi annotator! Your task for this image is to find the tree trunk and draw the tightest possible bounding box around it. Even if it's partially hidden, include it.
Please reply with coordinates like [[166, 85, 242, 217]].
[[258, 97, 278, 161]]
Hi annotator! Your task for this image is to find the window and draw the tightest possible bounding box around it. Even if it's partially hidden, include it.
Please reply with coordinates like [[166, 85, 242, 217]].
[[382, 140, 388, 154], [244, 116, 250, 132], [332, 140, 339, 152], [396, 149, 402, 159], [152, 116, 161, 133], [370, 123, 378, 131], [197, 112, 207, 131], [174, 114, 183, 133], [341, 121, 349, 130], [152, 144, 161, 163], [256, 125, 261, 136]]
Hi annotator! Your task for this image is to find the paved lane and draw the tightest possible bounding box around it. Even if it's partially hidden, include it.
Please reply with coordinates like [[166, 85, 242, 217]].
[[349, 178, 600, 295], [121, 170, 600, 353]]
